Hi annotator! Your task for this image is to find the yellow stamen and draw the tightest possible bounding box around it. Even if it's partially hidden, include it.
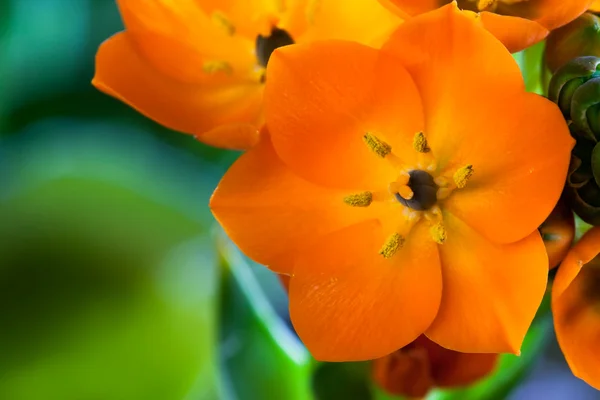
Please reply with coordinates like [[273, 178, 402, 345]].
[[453, 164, 474, 189], [436, 187, 452, 201], [477, 0, 496, 11], [343, 191, 373, 207], [413, 132, 430, 153], [211, 11, 236, 35], [411, 131, 435, 170], [430, 221, 447, 244], [383, 153, 407, 170], [379, 233, 405, 259], [363, 133, 392, 158], [202, 60, 233, 75], [306, 0, 321, 25]]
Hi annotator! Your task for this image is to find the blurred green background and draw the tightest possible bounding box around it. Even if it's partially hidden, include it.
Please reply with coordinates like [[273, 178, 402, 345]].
[[0, 1, 598, 399]]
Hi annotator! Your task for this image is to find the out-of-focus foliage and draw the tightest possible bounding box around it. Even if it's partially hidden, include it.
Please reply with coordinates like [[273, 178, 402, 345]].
[[0, 1, 241, 398], [0, 121, 224, 399], [219, 239, 313, 400]]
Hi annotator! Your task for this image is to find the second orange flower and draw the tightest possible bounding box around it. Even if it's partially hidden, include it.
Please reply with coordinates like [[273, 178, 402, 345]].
[[379, 0, 594, 52], [92, 0, 401, 150]]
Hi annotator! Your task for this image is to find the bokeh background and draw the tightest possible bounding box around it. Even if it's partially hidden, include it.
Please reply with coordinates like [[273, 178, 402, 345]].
[[0, 1, 598, 399]]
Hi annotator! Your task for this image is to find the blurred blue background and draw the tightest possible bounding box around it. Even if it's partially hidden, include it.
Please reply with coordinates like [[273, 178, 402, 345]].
[[0, 1, 597, 399]]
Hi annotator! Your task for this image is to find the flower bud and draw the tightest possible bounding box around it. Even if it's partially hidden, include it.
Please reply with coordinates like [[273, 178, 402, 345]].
[[372, 340, 433, 398], [565, 137, 600, 226], [545, 13, 600, 74], [548, 56, 600, 120], [571, 75, 600, 140], [372, 336, 497, 398]]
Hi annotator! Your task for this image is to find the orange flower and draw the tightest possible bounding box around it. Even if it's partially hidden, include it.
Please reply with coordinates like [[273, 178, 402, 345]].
[[92, 0, 401, 150], [591, 0, 600, 12], [211, 3, 573, 361], [539, 200, 575, 269], [378, 0, 593, 52], [553, 227, 600, 390], [373, 336, 498, 398]]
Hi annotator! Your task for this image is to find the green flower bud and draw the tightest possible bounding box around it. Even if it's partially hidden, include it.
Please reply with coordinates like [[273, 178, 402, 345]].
[[545, 13, 600, 74], [568, 129, 594, 188], [571, 76, 600, 141], [566, 137, 600, 225], [548, 56, 600, 120]]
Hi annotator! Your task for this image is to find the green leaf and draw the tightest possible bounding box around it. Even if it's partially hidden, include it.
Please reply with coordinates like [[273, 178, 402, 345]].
[[218, 238, 314, 400], [575, 214, 595, 241], [514, 41, 546, 95]]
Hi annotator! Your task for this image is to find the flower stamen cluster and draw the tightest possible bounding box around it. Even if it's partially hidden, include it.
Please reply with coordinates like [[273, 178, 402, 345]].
[[345, 132, 474, 254]]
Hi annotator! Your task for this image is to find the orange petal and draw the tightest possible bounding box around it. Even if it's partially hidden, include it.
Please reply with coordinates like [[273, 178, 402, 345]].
[[531, 0, 594, 31], [444, 92, 572, 244], [378, 0, 588, 47], [264, 41, 424, 190], [375, 0, 437, 17], [382, 3, 523, 169], [117, 0, 256, 84], [553, 227, 600, 390], [210, 134, 378, 273], [283, 0, 403, 48], [591, 0, 600, 12], [195, 0, 284, 38], [425, 213, 548, 354], [289, 220, 441, 361], [479, 12, 549, 53], [382, 4, 574, 243], [93, 32, 263, 150], [540, 200, 575, 269]]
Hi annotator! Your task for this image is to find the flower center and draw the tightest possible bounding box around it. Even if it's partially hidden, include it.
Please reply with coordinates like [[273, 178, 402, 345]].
[[395, 170, 438, 211], [256, 27, 295, 68], [203, 11, 295, 81], [343, 131, 474, 258]]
